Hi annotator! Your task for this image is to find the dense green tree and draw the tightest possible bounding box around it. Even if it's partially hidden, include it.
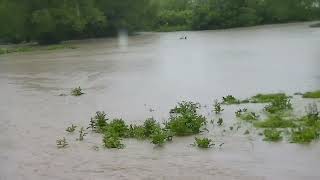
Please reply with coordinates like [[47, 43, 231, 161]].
[[0, 0, 319, 44]]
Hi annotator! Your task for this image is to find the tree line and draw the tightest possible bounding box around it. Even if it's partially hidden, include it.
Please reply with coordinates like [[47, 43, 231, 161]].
[[0, 0, 319, 44]]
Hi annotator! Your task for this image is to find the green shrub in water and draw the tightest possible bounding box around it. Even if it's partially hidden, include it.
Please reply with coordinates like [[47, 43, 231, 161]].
[[263, 129, 282, 142], [222, 95, 240, 105], [302, 90, 320, 98], [194, 137, 214, 148], [264, 96, 292, 114], [254, 115, 296, 128], [168, 101, 207, 136], [143, 117, 161, 137], [290, 127, 319, 143], [71, 87, 84, 96], [250, 93, 289, 103], [89, 111, 108, 132], [66, 124, 77, 133], [213, 100, 224, 114], [150, 128, 167, 146], [56, 137, 68, 148], [103, 134, 124, 149], [237, 111, 259, 122], [104, 119, 129, 138], [128, 125, 147, 139]]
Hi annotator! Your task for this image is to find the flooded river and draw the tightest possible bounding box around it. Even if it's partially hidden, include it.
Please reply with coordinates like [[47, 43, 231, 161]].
[[0, 22, 320, 180]]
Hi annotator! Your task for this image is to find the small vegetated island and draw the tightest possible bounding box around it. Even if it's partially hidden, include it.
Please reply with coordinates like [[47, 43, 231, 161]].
[[58, 89, 320, 150], [1, 0, 320, 54]]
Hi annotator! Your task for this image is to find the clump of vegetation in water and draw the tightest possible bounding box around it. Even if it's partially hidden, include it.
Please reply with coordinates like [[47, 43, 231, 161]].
[[222, 95, 249, 105], [254, 115, 296, 128], [167, 101, 207, 136], [244, 130, 250, 135], [250, 93, 289, 103], [194, 137, 214, 148], [237, 111, 260, 122], [150, 128, 167, 146], [77, 127, 88, 141], [302, 90, 320, 98], [103, 119, 129, 138], [0, 45, 77, 55], [263, 129, 282, 142], [103, 134, 124, 149], [235, 108, 248, 117], [88, 111, 108, 132], [310, 23, 320, 28], [222, 95, 240, 105], [217, 118, 223, 126], [264, 96, 292, 114], [66, 124, 77, 133], [56, 137, 68, 148], [128, 125, 147, 139], [290, 127, 319, 143], [213, 100, 224, 114], [71, 87, 84, 96]]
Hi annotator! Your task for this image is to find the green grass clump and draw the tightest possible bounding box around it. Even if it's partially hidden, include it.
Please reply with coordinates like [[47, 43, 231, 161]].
[[66, 124, 77, 133], [168, 101, 207, 136], [290, 127, 319, 143], [71, 87, 84, 96], [263, 129, 282, 141], [302, 90, 320, 98], [194, 137, 214, 148], [103, 134, 124, 149], [254, 115, 296, 128], [56, 137, 68, 148], [264, 96, 292, 114], [250, 93, 289, 103]]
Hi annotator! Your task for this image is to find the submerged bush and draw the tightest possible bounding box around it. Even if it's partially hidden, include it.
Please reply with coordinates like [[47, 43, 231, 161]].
[[77, 127, 88, 141], [217, 118, 223, 126], [88, 111, 108, 132], [56, 137, 68, 148], [213, 100, 224, 114], [128, 125, 147, 139], [194, 137, 214, 148], [237, 112, 259, 122], [66, 124, 77, 133], [263, 129, 282, 142], [150, 128, 167, 146], [103, 134, 124, 149], [71, 87, 84, 96], [264, 96, 292, 113], [168, 101, 207, 136], [254, 115, 296, 128], [104, 119, 129, 138], [290, 127, 319, 143], [250, 93, 289, 103], [302, 90, 320, 98], [222, 95, 240, 105]]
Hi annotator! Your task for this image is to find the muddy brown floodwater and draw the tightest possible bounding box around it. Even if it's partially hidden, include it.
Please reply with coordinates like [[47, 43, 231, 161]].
[[0, 22, 320, 180]]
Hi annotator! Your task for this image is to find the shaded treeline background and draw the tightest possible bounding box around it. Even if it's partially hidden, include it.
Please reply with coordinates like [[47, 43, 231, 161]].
[[0, 0, 319, 44]]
